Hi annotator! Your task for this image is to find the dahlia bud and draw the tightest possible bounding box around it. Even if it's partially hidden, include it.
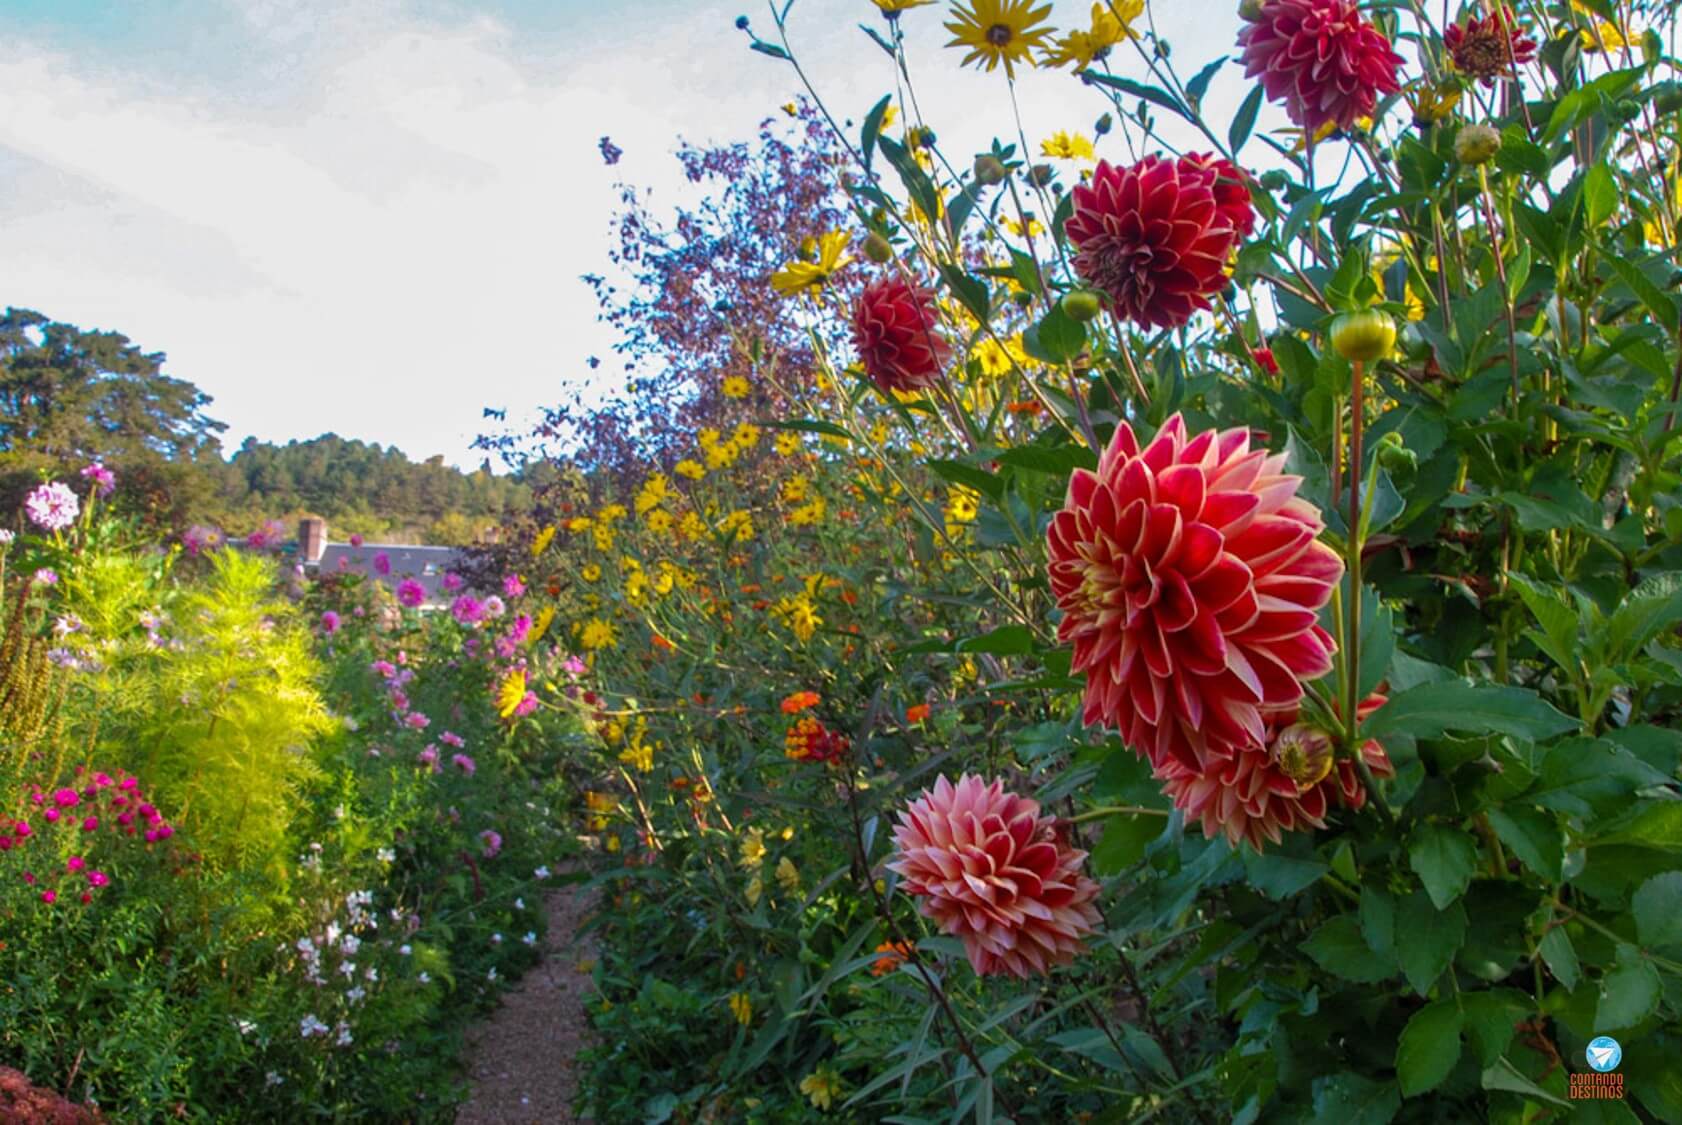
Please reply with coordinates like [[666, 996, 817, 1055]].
[[1029, 163, 1054, 187], [1331, 309, 1397, 362], [1376, 430, 1417, 474], [974, 155, 1006, 186], [1238, 0, 1266, 20], [862, 231, 894, 263], [1259, 169, 1289, 192], [1454, 123, 1502, 165], [1095, 112, 1113, 136], [1060, 290, 1103, 322], [1272, 723, 1334, 789]]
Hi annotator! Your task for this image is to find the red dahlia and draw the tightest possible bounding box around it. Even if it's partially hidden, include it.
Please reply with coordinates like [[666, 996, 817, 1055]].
[[888, 775, 1101, 978], [1159, 693, 1394, 851], [851, 275, 951, 393], [1047, 414, 1342, 774], [1066, 155, 1253, 330], [1237, 0, 1405, 135], [1444, 6, 1536, 87]]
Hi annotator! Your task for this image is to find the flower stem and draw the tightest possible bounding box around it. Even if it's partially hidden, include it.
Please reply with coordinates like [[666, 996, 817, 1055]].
[[1345, 361, 1365, 753]]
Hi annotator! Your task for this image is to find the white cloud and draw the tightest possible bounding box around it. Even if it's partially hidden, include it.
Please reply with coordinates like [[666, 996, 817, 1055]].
[[1, 1, 1272, 468]]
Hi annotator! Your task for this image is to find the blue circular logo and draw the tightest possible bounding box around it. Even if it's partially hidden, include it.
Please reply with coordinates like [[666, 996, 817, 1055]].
[[1586, 1036, 1622, 1072]]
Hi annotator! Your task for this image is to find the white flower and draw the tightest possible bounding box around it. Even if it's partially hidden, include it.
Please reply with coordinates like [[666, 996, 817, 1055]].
[[522, 932, 537, 947], [335, 1022, 354, 1047], [376, 848, 395, 864], [398, 944, 412, 956], [417, 971, 431, 984], [514, 897, 525, 910], [300, 1014, 329, 1038], [486, 967, 498, 981], [534, 865, 551, 880], [265, 1072, 284, 1088], [364, 966, 378, 982], [233, 1018, 257, 1036], [339, 961, 356, 977], [0, 530, 14, 545], [346, 986, 367, 1005], [491, 933, 503, 945]]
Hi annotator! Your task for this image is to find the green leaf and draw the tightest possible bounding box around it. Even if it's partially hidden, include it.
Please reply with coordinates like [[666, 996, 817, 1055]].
[[939, 263, 992, 326], [1539, 925, 1581, 992], [955, 624, 1034, 656], [1596, 802, 1682, 850], [1184, 56, 1226, 107], [1243, 837, 1328, 899], [1582, 163, 1618, 228], [1304, 915, 1394, 983], [1091, 813, 1163, 875], [1481, 1057, 1574, 1109], [993, 444, 1095, 475], [1632, 872, 1682, 947], [1021, 304, 1086, 365], [765, 418, 853, 441], [1308, 1072, 1400, 1125], [860, 92, 892, 171], [1409, 824, 1479, 909], [1081, 71, 1193, 123], [1361, 680, 1578, 743], [1398, 894, 1466, 995], [1604, 572, 1682, 660], [1602, 254, 1679, 333], [1595, 946, 1661, 1031], [876, 134, 941, 232], [1460, 989, 1527, 1067], [1396, 1000, 1463, 1096], [1360, 883, 1396, 958], [1229, 85, 1263, 155], [926, 458, 1004, 502], [1487, 806, 1565, 882]]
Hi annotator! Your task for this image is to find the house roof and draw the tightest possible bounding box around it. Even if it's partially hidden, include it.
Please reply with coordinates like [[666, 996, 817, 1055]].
[[313, 543, 466, 605]]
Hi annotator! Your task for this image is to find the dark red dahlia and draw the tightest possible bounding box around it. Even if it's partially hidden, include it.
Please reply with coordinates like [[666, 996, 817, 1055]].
[[1237, 0, 1405, 135], [1047, 414, 1342, 774], [1444, 6, 1536, 87], [1065, 155, 1250, 330], [851, 276, 951, 393]]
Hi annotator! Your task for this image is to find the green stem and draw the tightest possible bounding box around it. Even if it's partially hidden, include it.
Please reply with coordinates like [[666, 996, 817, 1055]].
[[1068, 805, 1170, 824]]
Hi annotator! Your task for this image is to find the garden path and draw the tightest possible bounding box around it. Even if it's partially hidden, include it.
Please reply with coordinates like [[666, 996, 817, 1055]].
[[455, 876, 597, 1124]]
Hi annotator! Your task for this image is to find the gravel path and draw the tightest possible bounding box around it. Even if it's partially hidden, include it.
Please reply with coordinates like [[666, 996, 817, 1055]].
[[456, 879, 597, 1124]]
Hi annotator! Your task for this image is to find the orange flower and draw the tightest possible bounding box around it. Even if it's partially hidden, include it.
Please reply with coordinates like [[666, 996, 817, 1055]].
[[780, 691, 821, 714], [651, 633, 675, 651], [1006, 399, 1043, 415], [871, 940, 913, 977], [906, 703, 931, 723]]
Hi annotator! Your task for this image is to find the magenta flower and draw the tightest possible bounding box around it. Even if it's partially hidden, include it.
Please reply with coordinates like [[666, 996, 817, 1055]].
[[451, 595, 485, 625], [373, 552, 392, 576], [417, 746, 439, 767], [67, 856, 86, 873], [13, 821, 31, 839], [502, 574, 526, 598], [509, 615, 533, 645], [53, 788, 79, 808], [182, 525, 224, 555], [87, 871, 109, 888], [405, 712, 431, 730], [24, 481, 80, 532], [40, 889, 56, 905], [480, 829, 503, 858], [440, 731, 465, 748], [514, 692, 539, 718], [80, 463, 116, 497], [349, 533, 365, 547], [321, 610, 342, 635], [451, 753, 477, 776], [442, 572, 464, 593], [371, 660, 396, 679], [396, 578, 426, 607], [32, 568, 59, 587]]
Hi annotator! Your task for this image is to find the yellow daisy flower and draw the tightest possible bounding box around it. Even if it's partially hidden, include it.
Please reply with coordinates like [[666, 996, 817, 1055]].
[[722, 375, 751, 398], [1040, 130, 1095, 161], [579, 617, 617, 650], [945, 0, 1055, 78], [495, 668, 528, 719], [530, 524, 557, 556], [674, 458, 705, 480], [770, 230, 851, 295], [1041, 1, 1139, 70]]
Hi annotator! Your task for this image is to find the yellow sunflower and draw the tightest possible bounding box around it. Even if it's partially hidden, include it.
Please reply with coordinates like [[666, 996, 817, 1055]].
[[1041, 1, 1139, 70], [1040, 130, 1096, 161], [495, 669, 528, 719], [722, 375, 751, 398], [945, 0, 1055, 78], [770, 230, 851, 295]]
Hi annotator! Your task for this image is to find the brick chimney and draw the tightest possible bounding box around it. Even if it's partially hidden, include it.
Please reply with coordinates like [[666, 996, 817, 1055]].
[[299, 517, 327, 563]]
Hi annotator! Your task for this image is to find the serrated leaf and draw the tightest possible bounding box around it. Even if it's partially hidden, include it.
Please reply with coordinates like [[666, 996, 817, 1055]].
[[1398, 894, 1466, 995], [1304, 915, 1393, 983], [1396, 1001, 1463, 1096], [1488, 806, 1565, 882], [1091, 813, 1163, 875], [1409, 824, 1479, 909], [1602, 254, 1678, 333], [1309, 1072, 1400, 1125], [1243, 837, 1328, 899], [1595, 948, 1661, 1030], [1604, 572, 1682, 660], [1460, 989, 1527, 1067], [1021, 304, 1085, 365], [1539, 925, 1581, 992], [1361, 681, 1578, 743], [1360, 883, 1396, 958], [1632, 872, 1682, 946], [1481, 1057, 1574, 1108], [939, 263, 991, 326]]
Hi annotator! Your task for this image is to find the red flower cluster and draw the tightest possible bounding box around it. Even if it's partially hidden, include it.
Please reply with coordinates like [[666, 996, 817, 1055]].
[[851, 276, 951, 394], [784, 716, 849, 763], [1160, 693, 1395, 851], [3, 767, 177, 904], [1066, 154, 1254, 330], [1237, 0, 1404, 135], [889, 775, 1101, 978], [1444, 6, 1536, 86], [1049, 415, 1342, 775]]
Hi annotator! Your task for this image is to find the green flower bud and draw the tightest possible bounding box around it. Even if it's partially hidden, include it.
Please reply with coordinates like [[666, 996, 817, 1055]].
[[1454, 123, 1502, 165], [1095, 112, 1113, 136], [1330, 309, 1397, 363], [1260, 169, 1290, 192], [974, 155, 1006, 186], [1060, 290, 1103, 322], [862, 231, 893, 263], [1028, 163, 1054, 187], [1376, 430, 1418, 474], [1238, 0, 1266, 19]]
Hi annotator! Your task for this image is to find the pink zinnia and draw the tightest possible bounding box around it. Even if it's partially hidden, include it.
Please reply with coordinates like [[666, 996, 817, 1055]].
[[1047, 414, 1341, 774], [480, 829, 502, 858], [452, 753, 477, 776], [405, 712, 431, 730], [349, 533, 365, 547], [440, 731, 465, 748], [80, 462, 116, 497], [52, 788, 79, 808], [24, 481, 80, 532], [1237, 0, 1404, 135], [888, 775, 1102, 978], [1066, 155, 1251, 330], [442, 572, 464, 593], [320, 610, 341, 635], [41, 889, 56, 905], [396, 578, 426, 607], [67, 856, 85, 872], [417, 746, 439, 767], [373, 552, 392, 576], [87, 870, 110, 887], [503, 574, 525, 598], [451, 595, 485, 625]]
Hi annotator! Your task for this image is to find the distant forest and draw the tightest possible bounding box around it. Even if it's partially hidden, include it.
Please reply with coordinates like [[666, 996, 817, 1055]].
[[0, 307, 542, 545]]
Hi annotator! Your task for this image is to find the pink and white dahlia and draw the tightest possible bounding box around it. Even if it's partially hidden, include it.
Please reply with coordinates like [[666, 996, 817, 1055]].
[[1047, 414, 1342, 774], [1160, 694, 1394, 851], [888, 774, 1101, 978], [1237, 0, 1404, 135]]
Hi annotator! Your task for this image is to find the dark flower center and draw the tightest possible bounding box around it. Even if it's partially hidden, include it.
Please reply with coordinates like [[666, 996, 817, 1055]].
[[986, 23, 1013, 47], [1453, 28, 1511, 78]]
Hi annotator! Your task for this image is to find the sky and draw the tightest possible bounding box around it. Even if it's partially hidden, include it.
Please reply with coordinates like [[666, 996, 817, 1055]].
[[1, 0, 1266, 469]]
